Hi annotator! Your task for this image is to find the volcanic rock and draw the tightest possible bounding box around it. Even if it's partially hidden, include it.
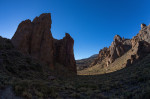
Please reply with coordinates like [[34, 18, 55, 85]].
[[132, 24, 150, 47], [109, 35, 132, 63], [91, 47, 109, 66], [126, 41, 150, 66], [53, 33, 76, 73], [11, 13, 76, 74], [91, 35, 132, 66]]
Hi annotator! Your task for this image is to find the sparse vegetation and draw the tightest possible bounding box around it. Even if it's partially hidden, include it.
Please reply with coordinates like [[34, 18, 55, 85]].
[[1, 37, 150, 98]]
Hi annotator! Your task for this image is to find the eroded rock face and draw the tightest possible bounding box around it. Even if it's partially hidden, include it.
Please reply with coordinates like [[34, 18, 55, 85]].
[[12, 13, 54, 69], [91, 47, 109, 66], [136, 41, 150, 58], [132, 24, 150, 47], [11, 13, 76, 73], [108, 35, 132, 63], [54, 33, 76, 73], [120, 24, 150, 67], [90, 23, 150, 68], [126, 41, 150, 66], [91, 35, 132, 66]]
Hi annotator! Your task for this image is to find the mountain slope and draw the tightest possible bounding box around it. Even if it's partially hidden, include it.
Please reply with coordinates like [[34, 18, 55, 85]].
[[78, 24, 150, 75], [76, 53, 150, 98], [76, 54, 98, 70], [0, 36, 76, 98], [1, 36, 150, 98], [78, 48, 133, 75]]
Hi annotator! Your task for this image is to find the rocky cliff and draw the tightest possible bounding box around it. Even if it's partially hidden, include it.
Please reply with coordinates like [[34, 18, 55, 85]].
[[92, 23, 150, 67], [91, 35, 132, 66], [11, 13, 76, 74]]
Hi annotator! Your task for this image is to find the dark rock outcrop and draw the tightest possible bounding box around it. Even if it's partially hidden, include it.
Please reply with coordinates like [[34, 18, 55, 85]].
[[11, 13, 76, 74], [126, 41, 150, 66], [126, 24, 150, 66], [53, 33, 76, 73]]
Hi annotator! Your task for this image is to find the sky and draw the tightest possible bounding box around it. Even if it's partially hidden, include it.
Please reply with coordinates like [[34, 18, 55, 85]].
[[0, 0, 150, 60]]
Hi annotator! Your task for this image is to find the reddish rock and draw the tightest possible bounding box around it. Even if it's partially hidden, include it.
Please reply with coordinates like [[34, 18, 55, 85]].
[[91, 47, 109, 66], [109, 35, 131, 63], [11, 13, 76, 74], [12, 13, 54, 69], [11, 19, 33, 54], [92, 23, 150, 67], [54, 33, 76, 73], [92, 35, 132, 66]]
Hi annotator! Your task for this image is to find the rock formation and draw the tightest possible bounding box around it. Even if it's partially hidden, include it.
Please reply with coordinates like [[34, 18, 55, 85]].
[[91, 47, 109, 66], [92, 23, 150, 67], [126, 41, 150, 66], [53, 33, 76, 73], [108, 35, 131, 64], [132, 24, 150, 47], [11, 13, 76, 74], [92, 35, 132, 66]]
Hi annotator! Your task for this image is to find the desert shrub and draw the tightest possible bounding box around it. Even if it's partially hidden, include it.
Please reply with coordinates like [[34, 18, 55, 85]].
[[5, 65, 16, 74], [22, 91, 32, 99], [13, 80, 59, 98], [29, 62, 42, 72], [70, 92, 81, 98]]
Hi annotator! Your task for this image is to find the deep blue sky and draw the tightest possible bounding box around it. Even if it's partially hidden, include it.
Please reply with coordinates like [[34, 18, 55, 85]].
[[0, 0, 150, 60]]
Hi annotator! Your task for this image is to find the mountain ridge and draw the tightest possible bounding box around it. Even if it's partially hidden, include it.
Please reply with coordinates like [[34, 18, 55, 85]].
[[79, 23, 150, 75]]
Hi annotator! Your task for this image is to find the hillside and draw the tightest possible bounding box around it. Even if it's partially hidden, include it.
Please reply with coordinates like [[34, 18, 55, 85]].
[[76, 53, 150, 98], [79, 24, 150, 75], [78, 48, 133, 75], [1, 36, 150, 98], [0, 36, 76, 98], [76, 54, 98, 70]]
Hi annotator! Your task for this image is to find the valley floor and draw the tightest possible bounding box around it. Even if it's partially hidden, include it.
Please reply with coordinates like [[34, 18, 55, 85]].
[[1, 54, 150, 99], [1, 37, 150, 99]]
